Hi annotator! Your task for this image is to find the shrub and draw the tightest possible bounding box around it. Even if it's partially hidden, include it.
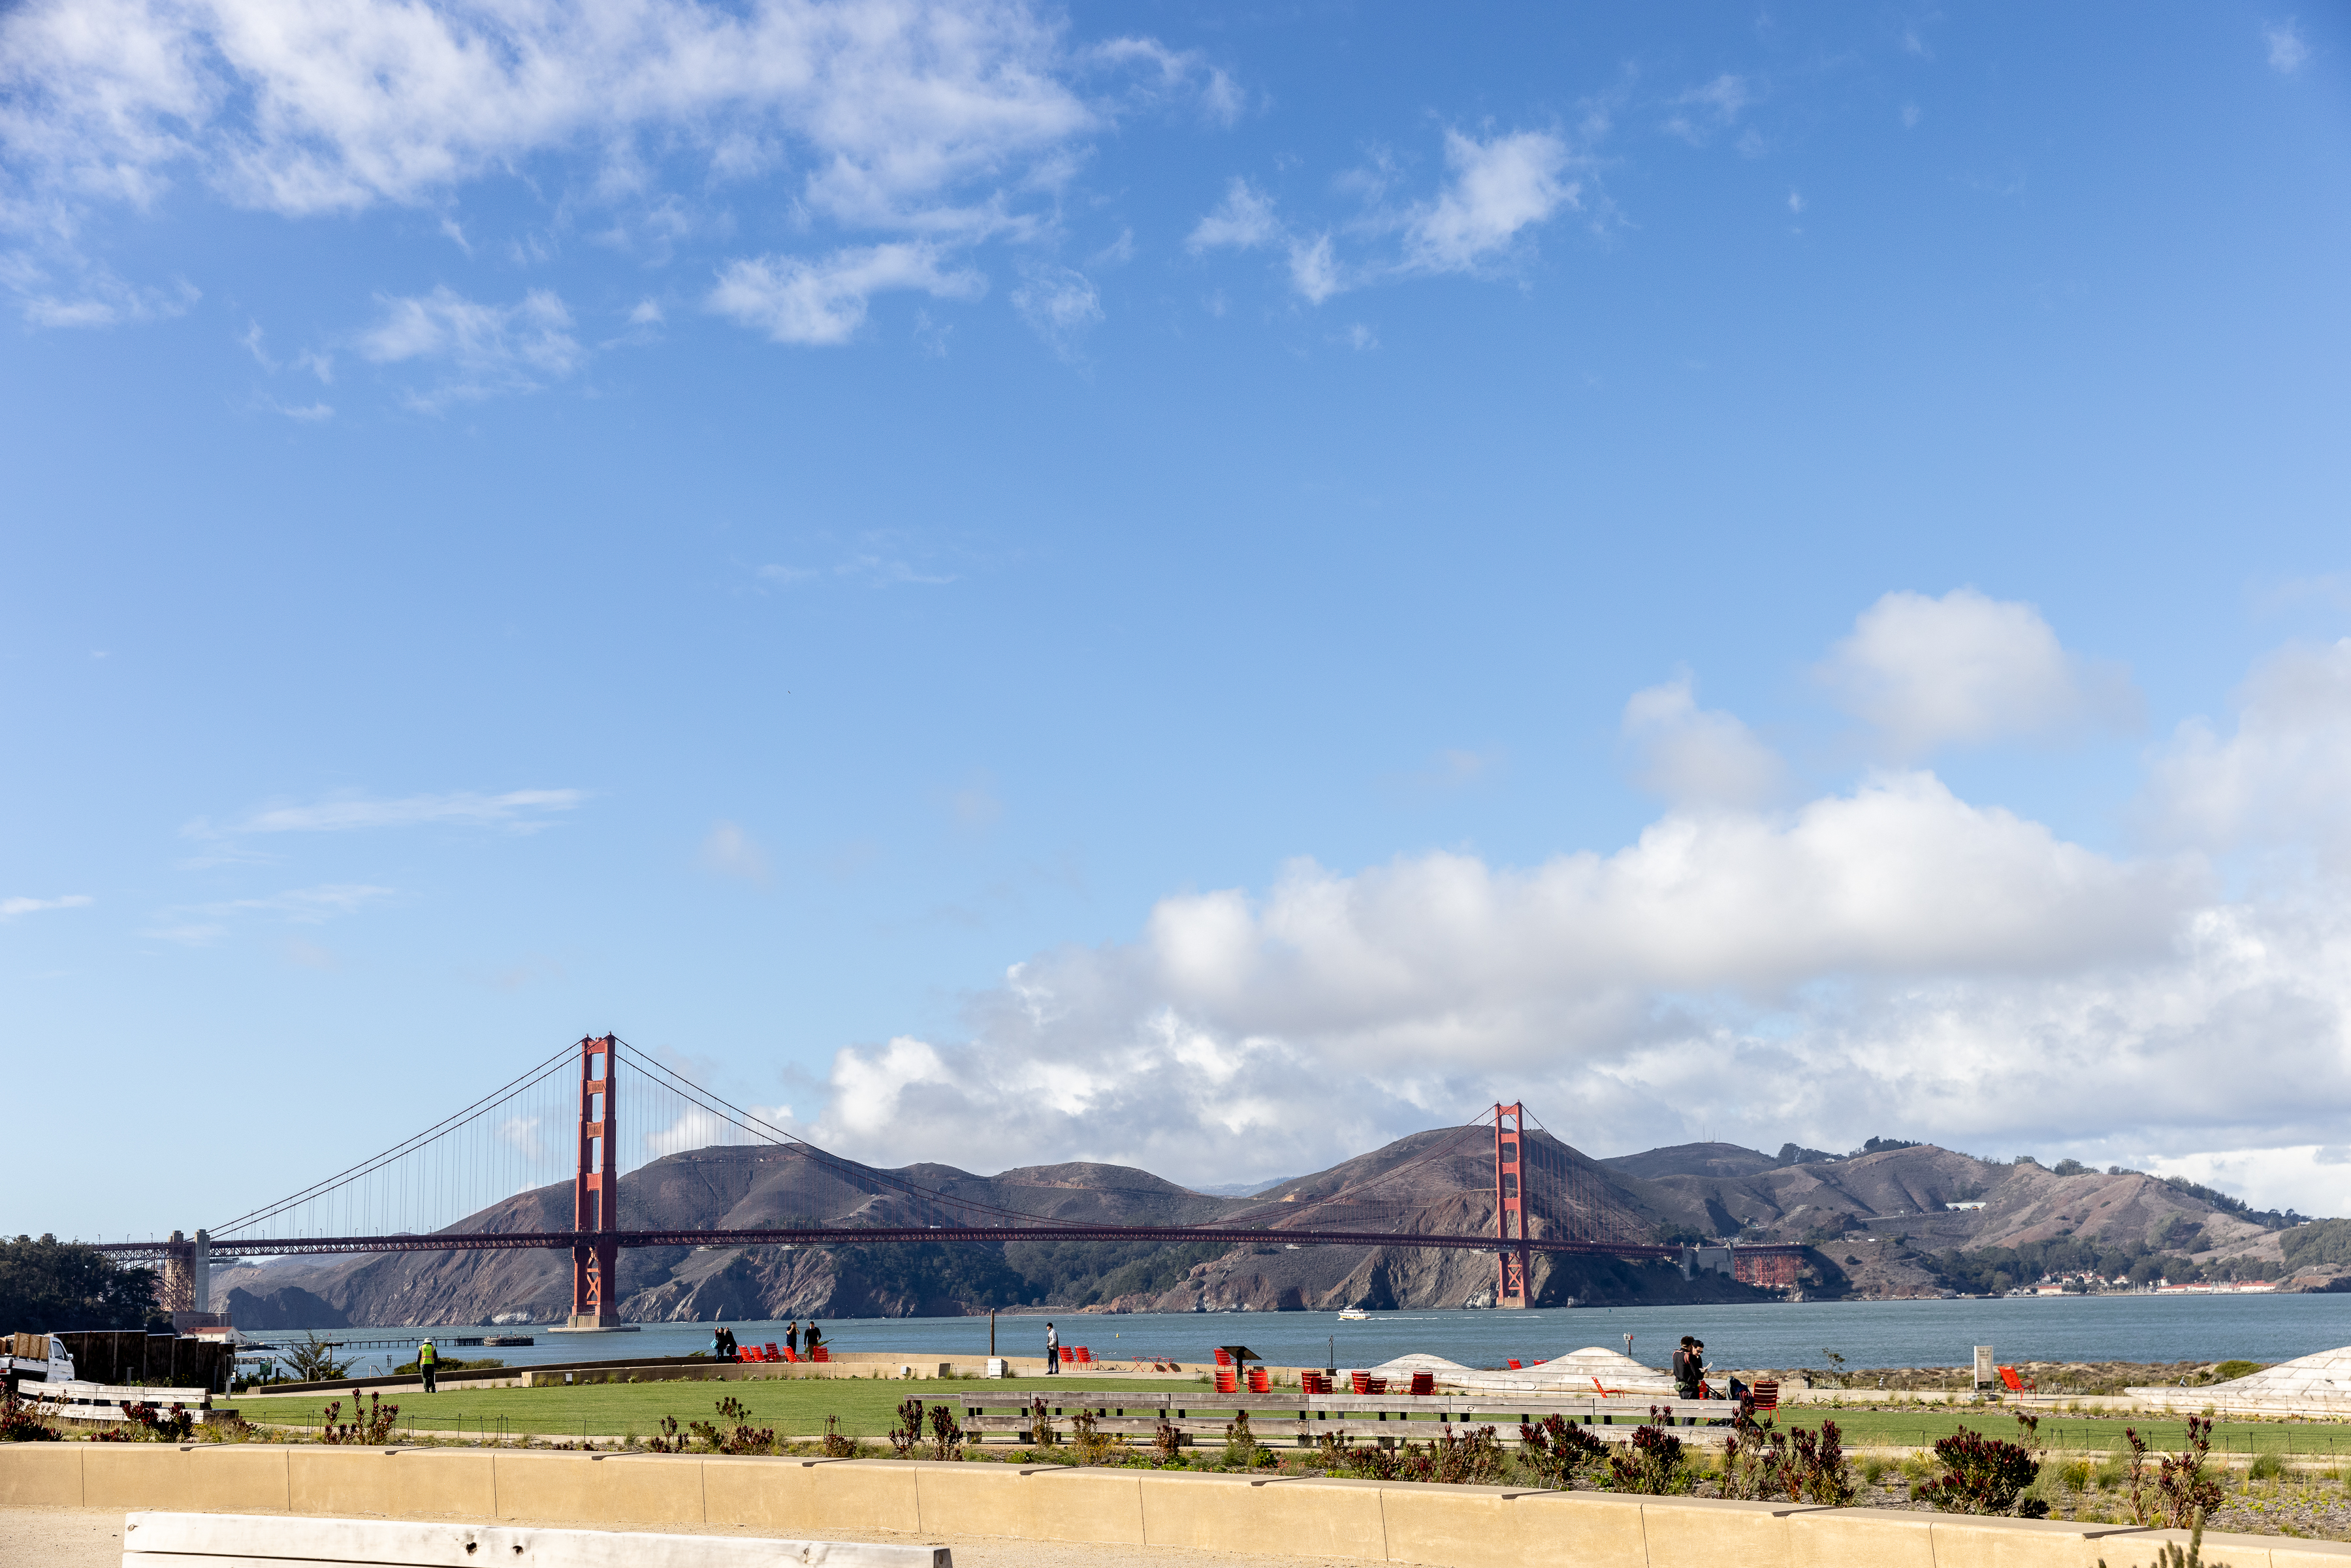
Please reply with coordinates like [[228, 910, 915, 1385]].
[[2096, 1509, 2229, 1568], [1520, 1414, 1608, 1490], [1025, 1397, 1056, 1448], [1152, 1418, 1183, 1462], [688, 1396, 775, 1456], [1915, 1426, 2042, 1515], [2154, 1418, 2227, 1527], [317, 1392, 398, 1446], [1716, 1411, 1787, 1500], [1788, 1419, 1855, 1506], [2213, 1360, 2261, 1382], [2248, 1452, 2285, 1481], [928, 1403, 965, 1462], [0, 1386, 60, 1443], [1605, 1413, 1692, 1496], [888, 1398, 926, 1458], [1316, 1426, 1506, 1485], [821, 1414, 856, 1458], [1219, 1409, 1267, 1469]]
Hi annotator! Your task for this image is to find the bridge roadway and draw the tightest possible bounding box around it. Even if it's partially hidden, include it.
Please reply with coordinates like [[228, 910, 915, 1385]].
[[91, 1225, 1808, 1264]]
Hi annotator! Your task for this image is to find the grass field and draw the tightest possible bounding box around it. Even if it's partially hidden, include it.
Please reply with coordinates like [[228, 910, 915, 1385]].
[[235, 1377, 1125, 1443], [227, 1379, 2351, 1460]]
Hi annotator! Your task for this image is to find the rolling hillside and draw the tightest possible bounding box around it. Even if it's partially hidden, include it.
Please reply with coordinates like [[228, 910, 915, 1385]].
[[217, 1128, 2316, 1327]]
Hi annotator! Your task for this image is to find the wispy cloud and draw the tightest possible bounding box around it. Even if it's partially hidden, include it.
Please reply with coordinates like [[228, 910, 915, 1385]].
[[189, 788, 585, 838], [1663, 74, 1753, 145], [2266, 18, 2311, 73], [1187, 127, 1577, 306], [359, 287, 582, 403], [1011, 264, 1102, 360], [700, 820, 771, 886], [1, 893, 93, 919], [709, 244, 985, 346], [142, 884, 394, 946]]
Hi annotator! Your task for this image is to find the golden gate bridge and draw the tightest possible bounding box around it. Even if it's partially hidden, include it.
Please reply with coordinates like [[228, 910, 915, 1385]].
[[93, 1035, 1805, 1322]]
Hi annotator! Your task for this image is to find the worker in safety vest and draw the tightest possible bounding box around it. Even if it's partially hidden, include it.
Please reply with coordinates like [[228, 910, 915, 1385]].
[[418, 1338, 439, 1394]]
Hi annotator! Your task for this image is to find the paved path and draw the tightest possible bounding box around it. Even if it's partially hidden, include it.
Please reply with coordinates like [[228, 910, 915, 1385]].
[[0, 1507, 1359, 1568]]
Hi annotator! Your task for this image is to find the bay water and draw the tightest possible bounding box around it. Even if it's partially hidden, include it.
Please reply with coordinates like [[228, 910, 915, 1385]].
[[315, 1294, 2351, 1381]]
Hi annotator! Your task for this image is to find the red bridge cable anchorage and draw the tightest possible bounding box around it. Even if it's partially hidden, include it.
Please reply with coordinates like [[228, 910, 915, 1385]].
[[208, 1040, 578, 1240]]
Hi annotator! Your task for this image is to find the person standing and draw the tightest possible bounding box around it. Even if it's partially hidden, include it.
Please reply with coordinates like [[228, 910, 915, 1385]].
[[713, 1325, 737, 1360], [417, 1337, 438, 1394], [1044, 1321, 1059, 1375], [786, 1320, 800, 1358], [804, 1321, 823, 1359]]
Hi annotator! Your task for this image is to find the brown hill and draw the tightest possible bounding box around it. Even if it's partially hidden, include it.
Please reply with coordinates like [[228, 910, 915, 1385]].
[[217, 1132, 2297, 1327]]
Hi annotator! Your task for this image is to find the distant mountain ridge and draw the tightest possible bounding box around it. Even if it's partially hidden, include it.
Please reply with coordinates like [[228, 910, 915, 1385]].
[[219, 1128, 2321, 1327]]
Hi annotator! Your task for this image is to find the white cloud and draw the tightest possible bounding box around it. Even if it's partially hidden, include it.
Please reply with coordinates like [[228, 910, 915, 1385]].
[[708, 243, 984, 345], [1817, 588, 2139, 758], [195, 788, 584, 837], [1287, 235, 1340, 303], [0, 0, 1095, 223], [2267, 19, 2311, 73], [1189, 129, 1574, 302], [2144, 639, 2351, 869], [1010, 264, 1101, 360], [1401, 129, 1576, 274], [1, 893, 94, 919], [1621, 675, 1783, 807], [700, 820, 771, 885], [1786, 189, 1804, 215], [1186, 178, 1281, 251], [797, 770, 2244, 1188], [359, 287, 582, 399]]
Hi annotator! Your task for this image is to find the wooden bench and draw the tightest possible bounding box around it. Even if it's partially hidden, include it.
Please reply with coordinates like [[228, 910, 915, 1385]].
[[24, 1381, 224, 1423], [123, 1511, 950, 1567], [950, 1387, 1722, 1448]]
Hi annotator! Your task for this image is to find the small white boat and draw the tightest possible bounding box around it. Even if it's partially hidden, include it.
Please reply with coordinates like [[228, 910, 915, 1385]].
[[1337, 1307, 1370, 1322]]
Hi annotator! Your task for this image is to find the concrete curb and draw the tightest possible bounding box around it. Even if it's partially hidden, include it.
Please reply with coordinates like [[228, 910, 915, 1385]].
[[9, 1443, 2351, 1568]]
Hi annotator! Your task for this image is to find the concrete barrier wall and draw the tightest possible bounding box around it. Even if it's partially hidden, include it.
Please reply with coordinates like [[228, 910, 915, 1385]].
[[12, 1443, 2351, 1568]]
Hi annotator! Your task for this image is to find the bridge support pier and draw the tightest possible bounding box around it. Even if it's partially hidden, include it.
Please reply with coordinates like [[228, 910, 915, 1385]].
[[567, 1035, 623, 1330]]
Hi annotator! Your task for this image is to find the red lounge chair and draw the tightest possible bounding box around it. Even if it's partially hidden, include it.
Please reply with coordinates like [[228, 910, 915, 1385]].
[[1750, 1379, 1780, 1411], [1999, 1366, 2028, 1393], [1215, 1369, 1238, 1392], [1247, 1368, 1270, 1392], [764, 1343, 782, 1360], [1507, 1359, 1522, 1370], [1409, 1372, 1435, 1396], [810, 1347, 829, 1362], [780, 1347, 798, 1363]]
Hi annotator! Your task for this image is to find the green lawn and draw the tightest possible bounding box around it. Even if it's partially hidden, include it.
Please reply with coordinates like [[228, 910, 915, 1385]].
[[227, 1378, 2351, 1461], [232, 1377, 1166, 1443]]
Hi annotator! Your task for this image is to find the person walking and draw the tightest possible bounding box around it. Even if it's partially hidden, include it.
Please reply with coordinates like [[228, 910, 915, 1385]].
[[1044, 1321, 1059, 1375], [417, 1337, 438, 1395], [803, 1321, 823, 1359]]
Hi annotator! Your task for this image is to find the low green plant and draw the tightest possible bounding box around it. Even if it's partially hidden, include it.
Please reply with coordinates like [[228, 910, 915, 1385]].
[[1604, 1414, 1692, 1496], [2211, 1361, 2261, 1383], [2247, 1452, 2284, 1481], [1520, 1414, 1607, 1490], [1219, 1409, 1266, 1469], [1914, 1426, 2043, 1516], [317, 1392, 398, 1446]]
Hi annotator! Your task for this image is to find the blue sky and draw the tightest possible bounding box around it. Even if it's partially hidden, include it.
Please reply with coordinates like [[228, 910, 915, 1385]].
[[5, 2, 2350, 1240]]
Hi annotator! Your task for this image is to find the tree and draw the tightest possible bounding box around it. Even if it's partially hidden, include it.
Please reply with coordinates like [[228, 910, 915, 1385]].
[[0, 1235, 159, 1330]]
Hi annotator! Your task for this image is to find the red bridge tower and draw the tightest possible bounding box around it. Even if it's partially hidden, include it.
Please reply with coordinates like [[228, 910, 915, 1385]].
[[1494, 1101, 1531, 1309], [568, 1034, 621, 1329]]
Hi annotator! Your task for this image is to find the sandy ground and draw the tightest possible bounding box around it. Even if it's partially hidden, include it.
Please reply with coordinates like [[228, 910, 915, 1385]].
[[0, 1507, 1357, 1568]]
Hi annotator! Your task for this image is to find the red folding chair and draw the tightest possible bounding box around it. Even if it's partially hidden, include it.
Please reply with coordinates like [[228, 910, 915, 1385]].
[[763, 1343, 782, 1361]]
